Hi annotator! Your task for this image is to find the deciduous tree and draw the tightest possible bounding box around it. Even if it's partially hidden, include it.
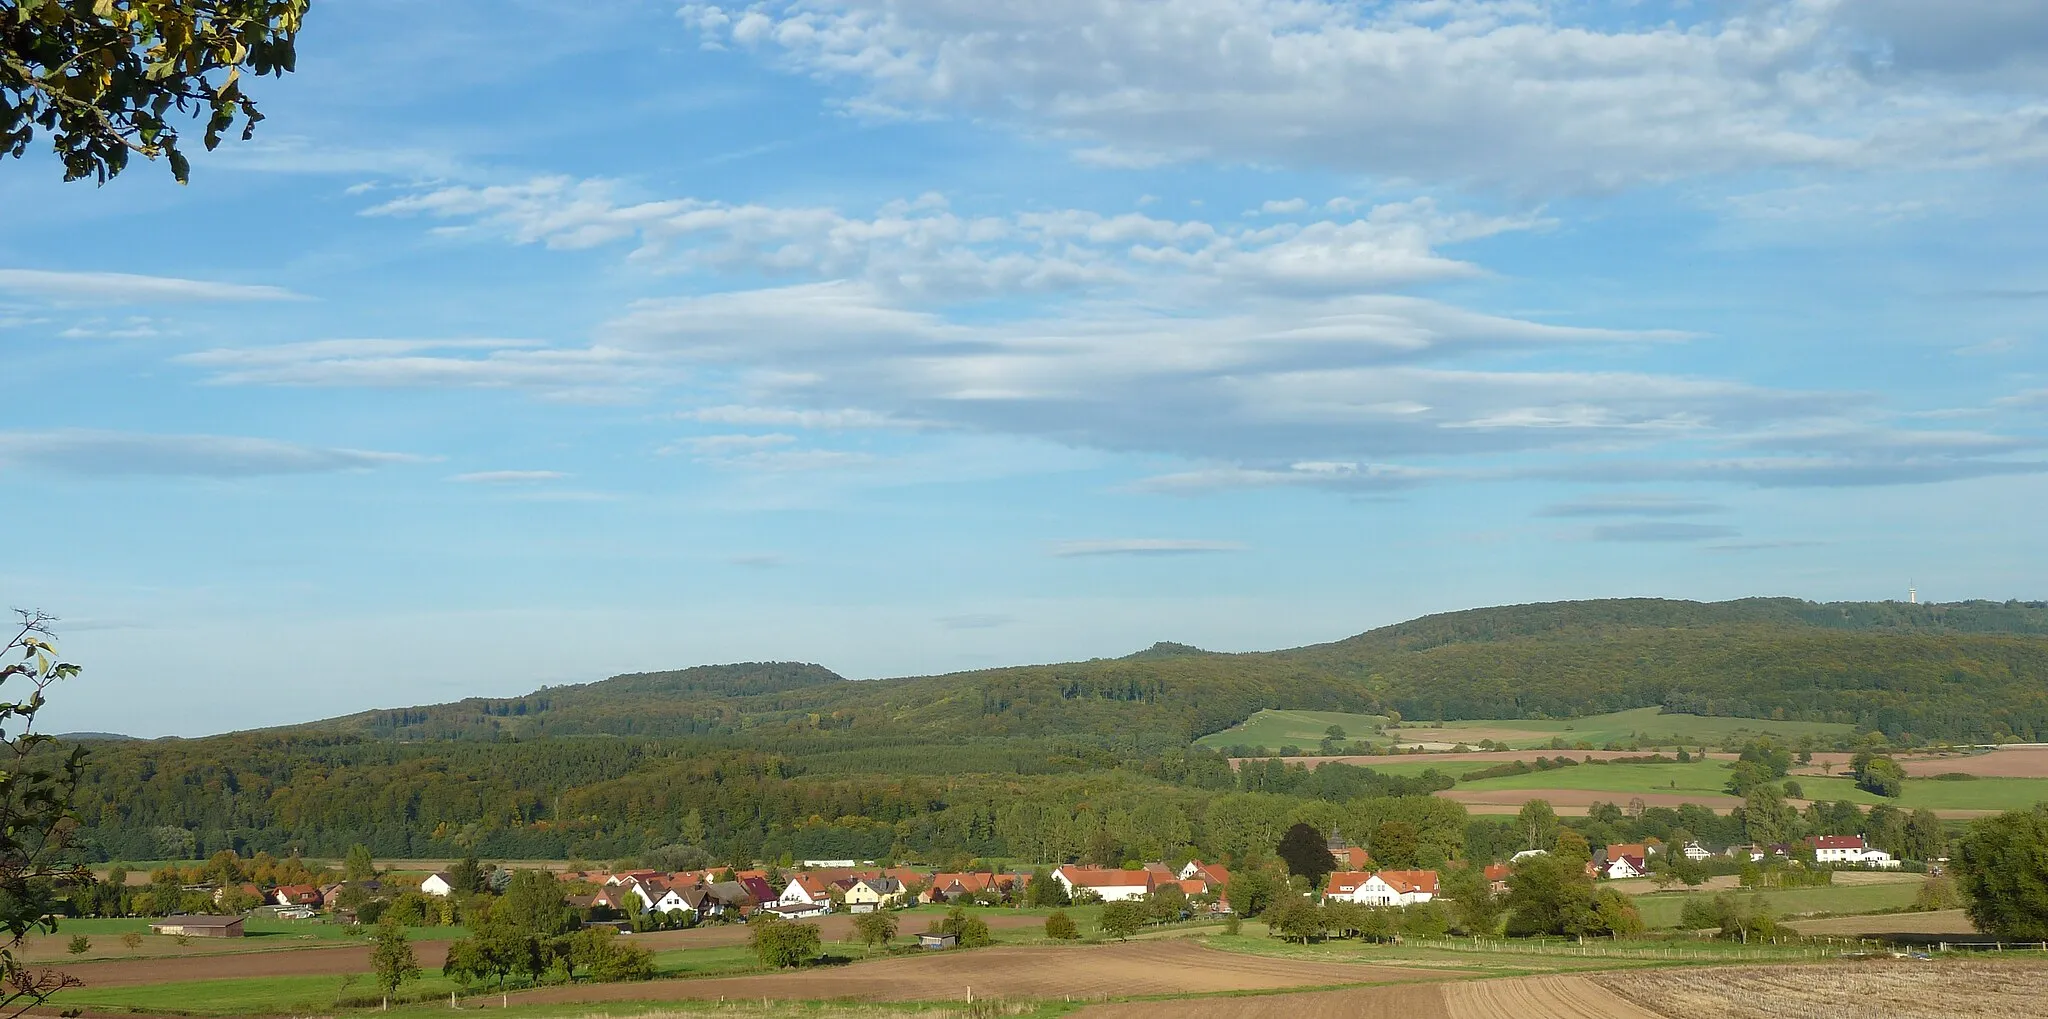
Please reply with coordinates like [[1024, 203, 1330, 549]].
[[1, 0, 309, 182], [1956, 806, 2048, 940], [0, 612, 90, 1016], [1275, 822, 1335, 884], [368, 919, 419, 1010]]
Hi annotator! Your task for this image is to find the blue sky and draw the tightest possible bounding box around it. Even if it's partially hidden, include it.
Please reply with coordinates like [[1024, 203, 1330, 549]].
[[4, 0, 2046, 736]]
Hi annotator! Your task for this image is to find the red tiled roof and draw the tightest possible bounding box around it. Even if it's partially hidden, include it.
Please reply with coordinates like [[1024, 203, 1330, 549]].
[[1375, 870, 1439, 895], [1809, 835, 1867, 850], [1057, 867, 1153, 888], [1323, 870, 1375, 895]]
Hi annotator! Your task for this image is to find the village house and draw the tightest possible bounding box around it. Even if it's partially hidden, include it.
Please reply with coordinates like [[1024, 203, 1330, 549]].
[[1322, 869, 1439, 906], [1601, 853, 1646, 880], [270, 884, 321, 908], [1807, 835, 1900, 868], [420, 872, 456, 897], [919, 872, 1021, 904], [1052, 866, 1154, 902], [843, 876, 904, 912], [1680, 841, 1713, 862], [778, 873, 837, 909], [1178, 860, 1231, 888], [1483, 863, 1512, 894]]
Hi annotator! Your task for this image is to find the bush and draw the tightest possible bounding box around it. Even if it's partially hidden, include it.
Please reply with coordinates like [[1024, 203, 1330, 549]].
[[748, 916, 822, 969], [1221, 914, 1241, 935], [66, 935, 90, 955], [928, 907, 992, 948], [1044, 911, 1079, 940]]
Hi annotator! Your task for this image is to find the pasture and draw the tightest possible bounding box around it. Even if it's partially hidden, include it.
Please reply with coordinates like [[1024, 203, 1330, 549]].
[[1632, 878, 1927, 929], [1197, 710, 1391, 751], [1380, 708, 1854, 751]]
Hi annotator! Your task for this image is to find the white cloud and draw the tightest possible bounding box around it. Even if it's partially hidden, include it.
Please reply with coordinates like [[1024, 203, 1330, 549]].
[[676, 405, 929, 429], [1538, 495, 1728, 518], [679, 0, 2048, 192], [0, 430, 423, 477], [448, 470, 570, 484], [0, 269, 304, 303], [367, 180, 1533, 297], [664, 433, 797, 454], [177, 338, 672, 398], [1049, 539, 1247, 557]]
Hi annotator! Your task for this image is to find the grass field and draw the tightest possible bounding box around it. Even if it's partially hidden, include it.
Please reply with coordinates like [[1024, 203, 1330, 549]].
[[1196, 710, 1391, 751], [1387, 708, 1854, 751], [1632, 879, 1926, 929], [1790, 774, 2048, 812]]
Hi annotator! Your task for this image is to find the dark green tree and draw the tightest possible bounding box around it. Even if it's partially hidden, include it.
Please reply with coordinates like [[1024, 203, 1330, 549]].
[[344, 844, 376, 882], [748, 915, 821, 968], [498, 870, 577, 937], [1265, 896, 1323, 944], [1276, 823, 1335, 884], [1369, 820, 1421, 869], [1, 0, 308, 182], [1440, 864, 1502, 935], [1098, 900, 1146, 940], [1956, 806, 2048, 940]]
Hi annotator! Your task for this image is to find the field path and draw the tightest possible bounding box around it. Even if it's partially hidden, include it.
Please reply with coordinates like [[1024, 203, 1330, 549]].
[[503, 941, 1453, 1005]]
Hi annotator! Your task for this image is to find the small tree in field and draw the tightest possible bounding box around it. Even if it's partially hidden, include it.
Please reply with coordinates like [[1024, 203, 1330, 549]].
[[65, 936, 88, 956], [852, 910, 898, 955], [1098, 901, 1146, 941], [368, 919, 420, 1010], [120, 931, 142, 951], [1044, 910, 1079, 940]]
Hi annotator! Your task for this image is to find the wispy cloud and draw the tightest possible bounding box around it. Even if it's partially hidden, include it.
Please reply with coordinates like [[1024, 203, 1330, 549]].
[[0, 269, 304, 303], [1587, 522, 1740, 543], [1538, 495, 1727, 518], [1048, 538, 1247, 557], [0, 430, 423, 477], [448, 470, 569, 484]]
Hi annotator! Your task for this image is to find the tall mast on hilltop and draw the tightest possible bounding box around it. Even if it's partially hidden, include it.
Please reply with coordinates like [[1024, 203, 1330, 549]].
[[1909, 582, 1918, 605]]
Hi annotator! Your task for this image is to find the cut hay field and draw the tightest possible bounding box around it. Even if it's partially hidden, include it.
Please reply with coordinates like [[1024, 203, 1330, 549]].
[[1595, 959, 2048, 1019], [1196, 710, 1391, 751], [1787, 909, 1980, 937], [503, 941, 1460, 1007], [1786, 774, 2048, 813]]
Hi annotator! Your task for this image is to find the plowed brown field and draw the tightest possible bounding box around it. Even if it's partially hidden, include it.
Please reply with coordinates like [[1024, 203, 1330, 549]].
[[1786, 909, 1978, 937], [1596, 959, 2048, 1019], [505, 941, 1454, 1006], [1073, 975, 1665, 1018]]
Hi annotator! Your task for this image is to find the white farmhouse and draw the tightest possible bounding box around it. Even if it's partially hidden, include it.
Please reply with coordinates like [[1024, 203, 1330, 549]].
[[1052, 866, 1153, 902]]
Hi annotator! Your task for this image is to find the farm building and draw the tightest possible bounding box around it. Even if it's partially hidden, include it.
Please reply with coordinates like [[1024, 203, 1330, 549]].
[[150, 916, 244, 938], [1807, 835, 1900, 868], [1053, 866, 1154, 902]]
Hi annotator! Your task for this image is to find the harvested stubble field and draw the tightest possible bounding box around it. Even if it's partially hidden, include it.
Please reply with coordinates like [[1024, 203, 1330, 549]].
[[1785, 909, 1980, 937], [1595, 959, 2048, 1019], [503, 941, 1455, 1006], [1071, 974, 1664, 1019]]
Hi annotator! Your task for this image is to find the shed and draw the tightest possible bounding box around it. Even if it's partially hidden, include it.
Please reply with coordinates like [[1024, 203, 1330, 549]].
[[150, 916, 245, 938], [917, 932, 958, 950]]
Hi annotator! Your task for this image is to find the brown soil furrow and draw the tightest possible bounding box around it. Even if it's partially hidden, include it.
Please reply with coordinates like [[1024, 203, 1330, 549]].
[[1443, 974, 1670, 1019]]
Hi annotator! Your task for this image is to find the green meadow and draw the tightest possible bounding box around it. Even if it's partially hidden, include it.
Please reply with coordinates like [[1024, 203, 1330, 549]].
[[1393, 707, 1856, 750], [1633, 880, 1926, 929], [1195, 709, 1391, 751]]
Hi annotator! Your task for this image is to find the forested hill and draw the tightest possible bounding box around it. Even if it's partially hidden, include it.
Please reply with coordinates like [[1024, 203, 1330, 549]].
[[321, 597, 2048, 747], [51, 596, 2048, 864]]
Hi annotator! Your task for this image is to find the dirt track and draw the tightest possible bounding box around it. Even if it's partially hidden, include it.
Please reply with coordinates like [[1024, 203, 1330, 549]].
[[1073, 975, 1664, 1018], [504, 941, 1453, 1006]]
